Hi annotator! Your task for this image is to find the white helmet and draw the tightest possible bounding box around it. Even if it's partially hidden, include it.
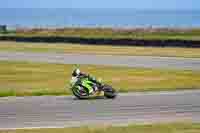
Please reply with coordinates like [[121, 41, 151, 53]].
[[72, 68, 80, 77]]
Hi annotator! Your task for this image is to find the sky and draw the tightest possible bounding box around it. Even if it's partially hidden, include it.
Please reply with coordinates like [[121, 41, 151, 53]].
[[1, 0, 199, 10]]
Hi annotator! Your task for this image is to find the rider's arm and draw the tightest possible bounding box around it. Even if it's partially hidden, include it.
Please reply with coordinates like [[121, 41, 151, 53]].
[[80, 72, 101, 85]]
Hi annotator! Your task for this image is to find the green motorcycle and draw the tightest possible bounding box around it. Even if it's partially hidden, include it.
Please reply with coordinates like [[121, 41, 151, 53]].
[[70, 76, 117, 99]]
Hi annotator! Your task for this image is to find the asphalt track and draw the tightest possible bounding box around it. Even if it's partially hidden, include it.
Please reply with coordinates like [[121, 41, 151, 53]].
[[0, 52, 200, 129], [0, 90, 200, 129], [0, 51, 200, 70]]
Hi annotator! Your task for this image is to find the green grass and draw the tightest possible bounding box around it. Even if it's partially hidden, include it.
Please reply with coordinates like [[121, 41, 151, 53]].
[[2, 27, 200, 40], [0, 28, 200, 40], [0, 29, 16, 35], [0, 60, 200, 97], [1, 123, 200, 133], [1, 41, 200, 58]]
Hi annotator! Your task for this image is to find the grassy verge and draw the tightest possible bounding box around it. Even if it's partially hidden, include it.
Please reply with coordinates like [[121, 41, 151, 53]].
[[2, 27, 200, 40], [0, 61, 200, 97], [1, 41, 200, 58], [1, 123, 200, 133]]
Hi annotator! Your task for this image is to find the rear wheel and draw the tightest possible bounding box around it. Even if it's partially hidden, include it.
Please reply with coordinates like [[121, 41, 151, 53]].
[[103, 85, 117, 99]]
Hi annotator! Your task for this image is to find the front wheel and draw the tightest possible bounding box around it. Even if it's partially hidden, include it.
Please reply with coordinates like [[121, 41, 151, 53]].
[[71, 86, 88, 99], [102, 85, 117, 99]]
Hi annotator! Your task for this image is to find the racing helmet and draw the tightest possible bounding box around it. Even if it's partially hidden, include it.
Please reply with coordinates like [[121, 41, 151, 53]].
[[72, 68, 80, 77]]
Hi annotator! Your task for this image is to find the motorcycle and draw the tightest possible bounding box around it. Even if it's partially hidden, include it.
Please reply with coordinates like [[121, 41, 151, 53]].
[[70, 76, 117, 99]]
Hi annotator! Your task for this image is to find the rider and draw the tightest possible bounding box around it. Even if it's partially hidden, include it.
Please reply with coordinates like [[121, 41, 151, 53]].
[[72, 68, 102, 93]]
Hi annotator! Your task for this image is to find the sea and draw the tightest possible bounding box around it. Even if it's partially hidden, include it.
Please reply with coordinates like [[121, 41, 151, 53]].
[[0, 8, 200, 28]]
